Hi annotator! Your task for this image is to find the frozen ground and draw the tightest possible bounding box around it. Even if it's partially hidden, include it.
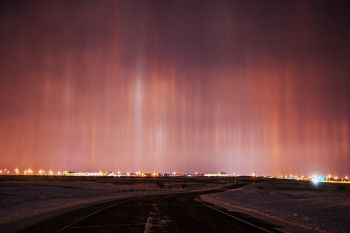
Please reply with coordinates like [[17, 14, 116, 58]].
[[0, 176, 215, 232], [201, 181, 350, 233]]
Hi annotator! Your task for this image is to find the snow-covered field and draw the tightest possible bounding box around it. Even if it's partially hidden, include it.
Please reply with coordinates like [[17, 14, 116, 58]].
[[0, 180, 147, 225], [201, 181, 350, 233], [0, 176, 213, 232]]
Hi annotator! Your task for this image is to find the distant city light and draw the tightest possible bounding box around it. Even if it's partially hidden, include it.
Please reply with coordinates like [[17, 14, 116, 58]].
[[38, 169, 45, 175], [0, 167, 349, 185], [23, 169, 33, 175], [311, 175, 320, 185]]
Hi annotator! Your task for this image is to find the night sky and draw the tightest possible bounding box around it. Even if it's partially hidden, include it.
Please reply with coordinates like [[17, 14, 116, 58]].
[[0, 0, 350, 175]]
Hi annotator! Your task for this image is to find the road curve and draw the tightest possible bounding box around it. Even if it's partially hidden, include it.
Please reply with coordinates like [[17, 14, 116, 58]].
[[16, 187, 281, 233]]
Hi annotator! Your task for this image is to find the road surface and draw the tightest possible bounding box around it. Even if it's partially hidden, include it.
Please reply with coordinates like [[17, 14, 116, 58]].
[[16, 187, 280, 233]]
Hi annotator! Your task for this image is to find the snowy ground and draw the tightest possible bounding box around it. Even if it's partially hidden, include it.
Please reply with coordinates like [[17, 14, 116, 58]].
[[0, 176, 215, 232], [200, 181, 350, 233]]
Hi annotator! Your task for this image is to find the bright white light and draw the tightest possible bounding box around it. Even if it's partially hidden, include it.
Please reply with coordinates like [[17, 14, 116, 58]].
[[311, 175, 320, 185]]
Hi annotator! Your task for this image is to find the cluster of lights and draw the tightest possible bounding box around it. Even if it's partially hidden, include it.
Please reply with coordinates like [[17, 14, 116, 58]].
[[0, 168, 204, 177], [23, 169, 33, 175], [65, 170, 176, 177], [152, 172, 159, 177], [0, 168, 349, 184], [0, 169, 173, 177], [0, 168, 59, 176], [276, 174, 309, 181], [0, 168, 10, 175], [273, 174, 350, 184]]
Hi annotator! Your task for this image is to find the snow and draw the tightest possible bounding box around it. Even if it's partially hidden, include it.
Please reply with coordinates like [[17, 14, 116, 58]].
[[0, 177, 217, 232], [200, 181, 350, 233], [0, 179, 171, 232]]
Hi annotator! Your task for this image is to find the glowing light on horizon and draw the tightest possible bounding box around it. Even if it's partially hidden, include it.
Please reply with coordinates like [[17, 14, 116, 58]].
[[23, 169, 33, 175], [311, 175, 320, 185]]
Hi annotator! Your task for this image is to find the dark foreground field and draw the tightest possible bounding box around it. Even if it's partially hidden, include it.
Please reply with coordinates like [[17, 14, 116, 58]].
[[0, 176, 349, 233], [14, 185, 279, 233]]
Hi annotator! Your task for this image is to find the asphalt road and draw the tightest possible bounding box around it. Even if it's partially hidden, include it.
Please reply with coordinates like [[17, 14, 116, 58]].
[[16, 186, 281, 233]]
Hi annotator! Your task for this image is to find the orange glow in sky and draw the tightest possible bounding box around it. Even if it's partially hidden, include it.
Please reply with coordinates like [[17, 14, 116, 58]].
[[0, 0, 349, 175]]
